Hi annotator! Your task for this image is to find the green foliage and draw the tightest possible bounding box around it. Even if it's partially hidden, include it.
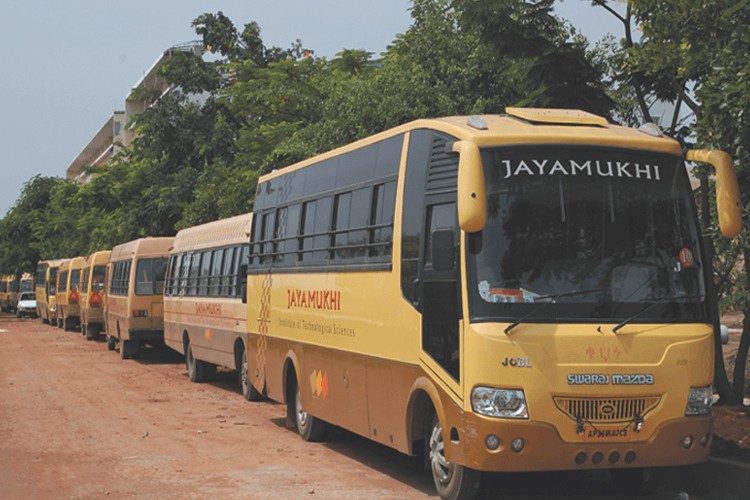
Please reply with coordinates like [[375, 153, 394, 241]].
[[1, 2, 617, 276]]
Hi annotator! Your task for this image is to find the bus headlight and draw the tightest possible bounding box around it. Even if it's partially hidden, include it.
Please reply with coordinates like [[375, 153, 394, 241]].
[[471, 387, 528, 419], [685, 385, 713, 416]]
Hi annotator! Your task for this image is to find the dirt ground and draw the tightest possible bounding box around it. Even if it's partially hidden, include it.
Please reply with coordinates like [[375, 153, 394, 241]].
[[712, 312, 750, 460], [0, 315, 436, 500], [1, 313, 748, 499]]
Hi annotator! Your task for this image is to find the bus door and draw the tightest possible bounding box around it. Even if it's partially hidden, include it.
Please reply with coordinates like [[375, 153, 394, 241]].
[[418, 195, 462, 390]]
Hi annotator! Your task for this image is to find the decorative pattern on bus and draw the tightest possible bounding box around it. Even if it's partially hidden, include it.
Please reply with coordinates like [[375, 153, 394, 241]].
[[310, 369, 329, 399], [255, 272, 273, 391]]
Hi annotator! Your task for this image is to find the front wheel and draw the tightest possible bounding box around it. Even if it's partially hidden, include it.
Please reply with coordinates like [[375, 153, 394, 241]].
[[428, 417, 481, 500], [294, 384, 326, 442]]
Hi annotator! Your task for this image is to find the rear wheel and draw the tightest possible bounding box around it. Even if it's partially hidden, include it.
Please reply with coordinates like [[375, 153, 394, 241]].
[[294, 383, 326, 442], [63, 316, 74, 331], [120, 339, 140, 360], [240, 348, 262, 401], [428, 416, 481, 500], [186, 340, 215, 382], [86, 324, 100, 341], [106, 335, 116, 351]]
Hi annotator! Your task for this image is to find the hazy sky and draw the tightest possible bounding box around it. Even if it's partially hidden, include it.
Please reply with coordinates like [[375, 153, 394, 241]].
[[0, 0, 620, 218]]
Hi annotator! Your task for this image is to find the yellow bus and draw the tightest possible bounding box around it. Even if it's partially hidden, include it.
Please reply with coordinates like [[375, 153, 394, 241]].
[[35, 259, 63, 324], [80, 250, 111, 341], [53, 258, 71, 328], [56, 256, 86, 331], [105, 237, 173, 359], [244, 108, 742, 499], [0, 275, 13, 312], [164, 213, 254, 394], [13, 273, 35, 312]]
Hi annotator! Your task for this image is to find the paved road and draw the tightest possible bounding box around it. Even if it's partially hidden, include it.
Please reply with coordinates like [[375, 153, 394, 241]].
[[0, 314, 745, 499]]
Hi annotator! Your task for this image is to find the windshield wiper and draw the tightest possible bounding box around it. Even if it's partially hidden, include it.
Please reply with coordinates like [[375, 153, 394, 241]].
[[612, 294, 702, 333], [504, 287, 607, 334]]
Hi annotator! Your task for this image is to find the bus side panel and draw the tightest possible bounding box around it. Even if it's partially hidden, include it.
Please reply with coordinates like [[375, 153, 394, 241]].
[[106, 296, 130, 340]]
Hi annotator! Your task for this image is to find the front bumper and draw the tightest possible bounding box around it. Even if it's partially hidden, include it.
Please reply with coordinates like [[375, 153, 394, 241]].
[[453, 413, 711, 472]]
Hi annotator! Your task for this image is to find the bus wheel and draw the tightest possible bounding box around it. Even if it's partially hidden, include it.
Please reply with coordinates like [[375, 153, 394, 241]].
[[86, 324, 99, 341], [240, 349, 262, 401], [106, 336, 116, 351], [63, 316, 74, 332], [120, 339, 140, 360], [610, 468, 646, 495], [186, 341, 215, 382], [428, 416, 481, 500], [294, 384, 326, 442]]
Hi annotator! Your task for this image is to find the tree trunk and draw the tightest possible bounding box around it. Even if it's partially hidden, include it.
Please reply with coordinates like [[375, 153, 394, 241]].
[[703, 233, 735, 404], [698, 171, 734, 403], [731, 249, 750, 405]]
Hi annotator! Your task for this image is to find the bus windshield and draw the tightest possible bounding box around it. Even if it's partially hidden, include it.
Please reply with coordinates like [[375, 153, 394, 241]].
[[467, 146, 708, 323]]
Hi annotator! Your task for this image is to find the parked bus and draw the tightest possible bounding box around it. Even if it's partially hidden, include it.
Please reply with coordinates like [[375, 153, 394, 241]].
[[56, 256, 85, 331], [0, 275, 14, 312], [13, 273, 35, 312], [80, 250, 110, 341], [53, 258, 71, 328], [105, 237, 173, 359], [36, 259, 63, 324], [164, 213, 253, 394], [245, 109, 742, 499]]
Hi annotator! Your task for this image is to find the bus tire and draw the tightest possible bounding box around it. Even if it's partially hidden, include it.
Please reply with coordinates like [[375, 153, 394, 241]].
[[86, 324, 100, 341], [186, 341, 214, 383], [239, 347, 263, 401], [120, 339, 139, 360], [106, 336, 116, 351], [63, 316, 74, 331], [428, 415, 481, 500], [610, 468, 646, 495], [294, 383, 326, 442]]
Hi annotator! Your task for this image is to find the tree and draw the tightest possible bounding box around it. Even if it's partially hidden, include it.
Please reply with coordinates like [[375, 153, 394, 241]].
[[0, 176, 64, 274], [594, 0, 750, 404]]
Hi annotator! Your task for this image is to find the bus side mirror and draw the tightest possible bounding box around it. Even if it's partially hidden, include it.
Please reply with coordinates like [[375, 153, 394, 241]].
[[431, 230, 455, 271], [686, 150, 742, 238], [453, 141, 486, 233]]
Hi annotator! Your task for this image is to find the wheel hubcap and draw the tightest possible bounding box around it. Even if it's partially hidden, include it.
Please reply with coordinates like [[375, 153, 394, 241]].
[[429, 421, 454, 486], [241, 358, 249, 391], [296, 390, 309, 428]]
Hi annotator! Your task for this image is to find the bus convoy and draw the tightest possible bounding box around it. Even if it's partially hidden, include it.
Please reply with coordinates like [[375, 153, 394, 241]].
[[2, 109, 742, 499]]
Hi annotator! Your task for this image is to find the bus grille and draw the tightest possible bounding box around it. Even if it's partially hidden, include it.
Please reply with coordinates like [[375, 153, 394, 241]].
[[553, 396, 661, 423]]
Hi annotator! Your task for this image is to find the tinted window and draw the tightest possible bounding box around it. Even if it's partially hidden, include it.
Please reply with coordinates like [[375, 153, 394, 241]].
[[92, 265, 106, 292], [135, 258, 168, 296]]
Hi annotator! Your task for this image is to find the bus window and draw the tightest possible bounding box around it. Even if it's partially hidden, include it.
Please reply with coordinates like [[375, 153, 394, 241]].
[[92, 265, 106, 292], [135, 258, 168, 296], [198, 251, 212, 296], [209, 249, 222, 296]]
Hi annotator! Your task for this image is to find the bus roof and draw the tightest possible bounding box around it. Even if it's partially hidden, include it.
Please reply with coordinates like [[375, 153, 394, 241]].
[[172, 213, 252, 254], [259, 109, 683, 183], [85, 250, 111, 265], [110, 237, 175, 262]]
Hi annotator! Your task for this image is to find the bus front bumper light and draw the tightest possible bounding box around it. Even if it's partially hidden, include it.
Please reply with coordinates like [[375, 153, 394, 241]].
[[685, 385, 713, 416], [471, 387, 528, 419]]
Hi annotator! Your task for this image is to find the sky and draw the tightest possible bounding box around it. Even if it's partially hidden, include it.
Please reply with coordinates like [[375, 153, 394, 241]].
[[0, 0, 621, 218]]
